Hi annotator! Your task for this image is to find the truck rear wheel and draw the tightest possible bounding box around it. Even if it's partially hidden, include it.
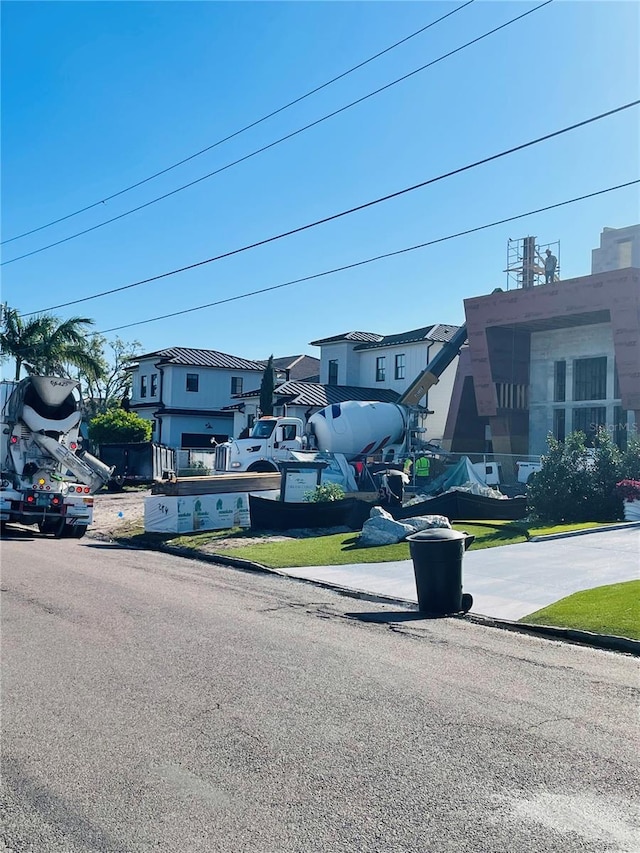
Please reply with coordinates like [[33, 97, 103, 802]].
[[72, 525, 88, 539]]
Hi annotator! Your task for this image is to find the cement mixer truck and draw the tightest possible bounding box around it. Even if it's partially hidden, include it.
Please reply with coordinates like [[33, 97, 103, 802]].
[[214, 324, 468, 473], [0, 375, 113, 537]]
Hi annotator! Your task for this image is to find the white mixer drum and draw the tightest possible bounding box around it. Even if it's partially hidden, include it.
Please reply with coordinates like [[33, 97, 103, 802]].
[[309, 401, 407, 459]]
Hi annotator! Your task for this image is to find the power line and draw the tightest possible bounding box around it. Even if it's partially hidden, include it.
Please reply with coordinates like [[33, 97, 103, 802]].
[[1, 2, 474, 247], [3, 0, 553, 267], [94, 179, 639, 334], [21, 99, 639, 317]]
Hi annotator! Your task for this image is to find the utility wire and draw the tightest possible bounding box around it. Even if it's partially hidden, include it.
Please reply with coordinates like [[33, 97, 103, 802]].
[[3, 0, 553, 266], [21, 99, 639, 317], [1, 2, 474, 246], [1, 2, 475, 247], [95, 179, 639, 334]]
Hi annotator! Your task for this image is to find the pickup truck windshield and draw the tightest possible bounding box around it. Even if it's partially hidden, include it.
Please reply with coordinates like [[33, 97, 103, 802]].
[[251, 420, 277, 438]]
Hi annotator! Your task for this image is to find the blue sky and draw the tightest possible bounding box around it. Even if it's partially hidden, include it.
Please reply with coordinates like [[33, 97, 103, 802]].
[[2, 1, 638, 363]]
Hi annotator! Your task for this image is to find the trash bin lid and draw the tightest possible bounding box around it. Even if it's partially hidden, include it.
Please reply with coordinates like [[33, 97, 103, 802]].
[[406, 528, 466, 542]]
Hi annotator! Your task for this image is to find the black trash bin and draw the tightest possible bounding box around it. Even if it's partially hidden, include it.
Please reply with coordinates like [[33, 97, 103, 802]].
[[406, 528, 474, 616]]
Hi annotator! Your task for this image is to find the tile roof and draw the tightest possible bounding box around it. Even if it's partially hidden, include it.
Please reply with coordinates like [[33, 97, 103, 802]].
[[353, 324, 461, 350], [308, 331, 384, 346], [275, 381, 400, 408], [225, 381, 400, 408], [270, 354, 321, 381], [134, 347, 266, 371]]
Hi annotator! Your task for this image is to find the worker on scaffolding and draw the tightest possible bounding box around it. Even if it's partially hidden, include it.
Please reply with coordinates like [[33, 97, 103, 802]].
[[544, 249, 558, 284]]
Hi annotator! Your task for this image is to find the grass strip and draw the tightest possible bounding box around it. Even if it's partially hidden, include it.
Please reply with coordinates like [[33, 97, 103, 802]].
[[520, 580, 640, 639]]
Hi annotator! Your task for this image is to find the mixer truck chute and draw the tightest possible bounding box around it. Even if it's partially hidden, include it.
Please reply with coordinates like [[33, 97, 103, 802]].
[[1, 375, 113, 538]]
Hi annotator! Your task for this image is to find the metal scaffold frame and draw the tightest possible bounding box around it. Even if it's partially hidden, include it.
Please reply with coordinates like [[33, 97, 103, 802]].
[[505, 236, 560, 290]]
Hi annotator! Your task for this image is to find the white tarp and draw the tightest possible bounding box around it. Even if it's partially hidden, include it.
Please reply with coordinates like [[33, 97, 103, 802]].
[[144, 493, 250, 533], [287, 451, 358, 493]]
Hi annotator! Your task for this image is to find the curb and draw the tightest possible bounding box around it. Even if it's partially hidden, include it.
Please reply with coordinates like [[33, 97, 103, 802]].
[[91, 532, 639, 657], [529, 520, 640, 542]]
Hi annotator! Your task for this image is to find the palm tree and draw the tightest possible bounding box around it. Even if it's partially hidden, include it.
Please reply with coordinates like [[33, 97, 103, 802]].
[[0, 308, 50, 380], [0, 307, 104, 381]]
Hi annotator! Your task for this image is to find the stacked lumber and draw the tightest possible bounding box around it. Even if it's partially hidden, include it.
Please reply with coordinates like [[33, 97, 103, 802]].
[[151, 472, 281, 496]]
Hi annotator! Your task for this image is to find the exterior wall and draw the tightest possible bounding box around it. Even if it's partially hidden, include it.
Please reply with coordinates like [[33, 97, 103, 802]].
[[528, 323, 628, 455], [355, 341, 458, 442], [158, 413, 233, 449], [459, 267, 640, 456], [130, 363, 261, 410], [319, 342, 361, 385], [591, 224, 640, 273]]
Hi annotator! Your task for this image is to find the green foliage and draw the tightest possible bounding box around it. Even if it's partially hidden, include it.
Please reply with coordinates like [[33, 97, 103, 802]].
[[88, 408, 152, 445], [259, 354, 274, 417], [0, 306, 103, 380], [304, 482, 346, 503], [528, 428, 640, 523], [621, 434, 640, 479]]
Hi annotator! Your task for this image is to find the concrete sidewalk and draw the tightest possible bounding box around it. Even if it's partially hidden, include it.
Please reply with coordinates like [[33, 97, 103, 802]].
[[277, 526, 640, 621]]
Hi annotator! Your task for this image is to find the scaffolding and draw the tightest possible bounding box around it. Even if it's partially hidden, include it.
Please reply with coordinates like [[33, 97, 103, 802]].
[[505, 236, 560, 290]]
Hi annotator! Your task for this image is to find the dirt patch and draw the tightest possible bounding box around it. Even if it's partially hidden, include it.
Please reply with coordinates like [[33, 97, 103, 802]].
[[90, 489, 150, 536], [89, 490, 351, 545]]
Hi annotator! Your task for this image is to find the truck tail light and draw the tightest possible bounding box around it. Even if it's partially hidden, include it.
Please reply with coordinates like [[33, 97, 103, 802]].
[[10, 436, 18, 445], [84, 487, 90, 494], [26, 494, 36, 504], [70, 442, 77, 450], [51, 495, 61, 506]]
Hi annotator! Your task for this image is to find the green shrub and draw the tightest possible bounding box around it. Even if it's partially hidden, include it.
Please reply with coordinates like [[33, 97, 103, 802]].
[[88, 408, 152, 444], [621, 434, 640, 479], [304, 483, 346, 503], [527, 429, 626, 523]]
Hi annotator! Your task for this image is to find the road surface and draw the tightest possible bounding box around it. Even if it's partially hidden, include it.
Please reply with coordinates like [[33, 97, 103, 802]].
[[2, 529, 639, 852]]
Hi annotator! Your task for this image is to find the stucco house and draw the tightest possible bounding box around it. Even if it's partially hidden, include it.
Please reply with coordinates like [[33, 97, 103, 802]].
[[127, 348, 319, 449]]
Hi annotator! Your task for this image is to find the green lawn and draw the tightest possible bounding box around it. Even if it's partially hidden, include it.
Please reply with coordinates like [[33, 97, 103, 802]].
[[116, 519, 613, 570], [185, 522, 527, 569], [520, 580, 640, 639]]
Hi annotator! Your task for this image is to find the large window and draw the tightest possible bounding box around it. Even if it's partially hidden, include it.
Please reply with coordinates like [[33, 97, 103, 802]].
[[150, 373, 158, 397], [572, 406, 606, 445], [554, 361, 566, 402], [613, 406, 629, 451], [553, 409, 566, 442], [186, 373, 199, 392], [231, 376, 243, 395], [328, 360, 338, 386], [140, 375, 147, 398], [573, 357, 606, 401], [376, 356, 386, 382], [395, 354, 406, 380]]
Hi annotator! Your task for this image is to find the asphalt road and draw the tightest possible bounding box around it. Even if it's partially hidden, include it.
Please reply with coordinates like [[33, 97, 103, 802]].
[[2, 529, 639, 853]]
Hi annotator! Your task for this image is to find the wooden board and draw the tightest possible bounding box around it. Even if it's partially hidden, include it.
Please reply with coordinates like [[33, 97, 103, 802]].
[[151, 472, 281, 496]]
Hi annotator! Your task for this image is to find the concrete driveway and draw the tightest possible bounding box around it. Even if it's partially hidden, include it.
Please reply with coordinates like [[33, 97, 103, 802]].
[[278, 526, 640, 621]]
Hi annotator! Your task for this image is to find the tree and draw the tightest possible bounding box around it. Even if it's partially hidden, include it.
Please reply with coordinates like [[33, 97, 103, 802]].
[[259, 354, 275, 416], [76, 335, 141, 418], [88, 409, 152, 445], [0, 306, 103, 380], [0, 307, 50, 380]]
